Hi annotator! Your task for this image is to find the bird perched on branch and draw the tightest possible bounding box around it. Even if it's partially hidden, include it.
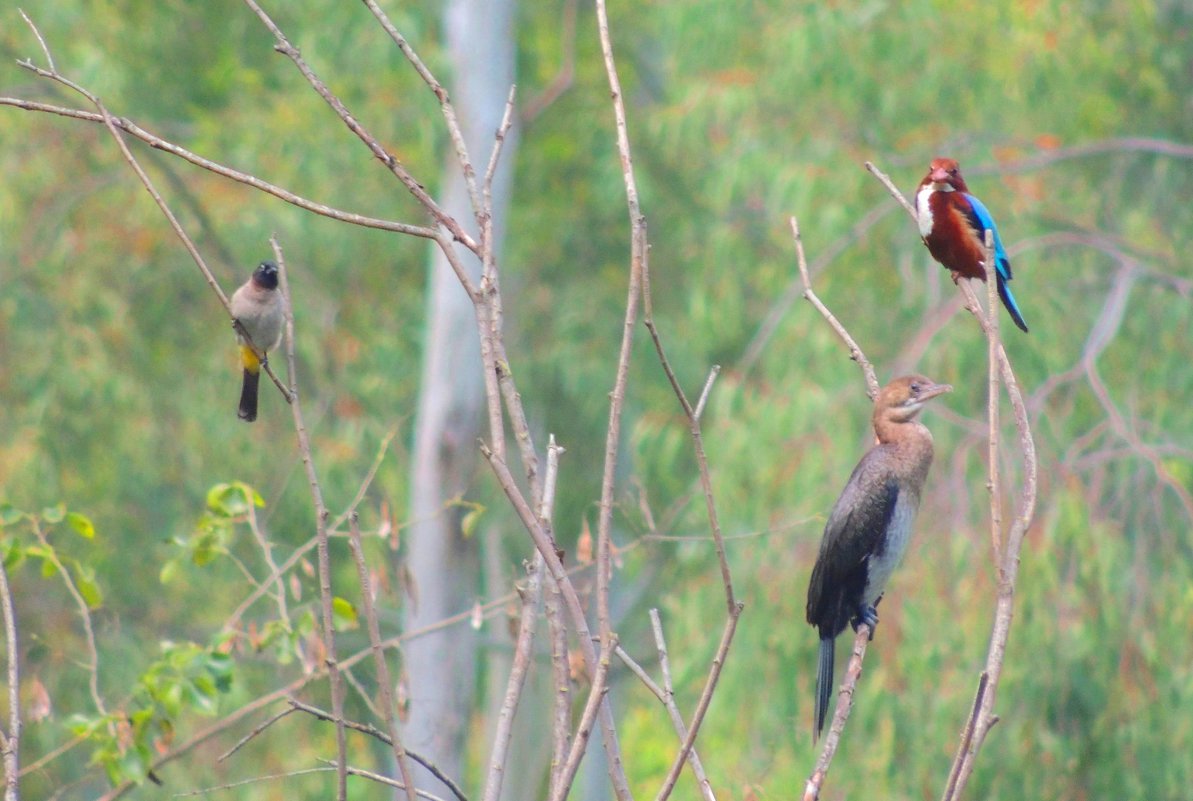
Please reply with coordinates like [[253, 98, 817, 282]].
[[915, 157, 1029, 332], [805, 375, 952, 740], [230, 260, 285, 422]]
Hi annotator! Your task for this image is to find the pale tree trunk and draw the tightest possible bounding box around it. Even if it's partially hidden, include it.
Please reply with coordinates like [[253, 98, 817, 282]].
[[402, 0, 517, 793]]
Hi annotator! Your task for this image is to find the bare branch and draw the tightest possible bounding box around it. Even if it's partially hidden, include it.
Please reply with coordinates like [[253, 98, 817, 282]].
[[241, 0, 480, 254], [693, 366, 720, 423], [484, 86, 518, 209], [545, 558, 571, 795], [642, 242, 736, 611], [0, 97, 441, 240], [522, 0, 579, 123], [481, 440, 557, 801], [648, 610, 716, 801], [244, 498, 290, 628], [270, 240, 348, 801], [327, 762, 449, 801], [347, 513, 420, 801], [791, 215, 880, 399], [863, 161, 1040, 801], [653, 607, 741, 801], [549, 638, 618, 801], [361, 0, 485, 221], [477, 443, 628, 797], [217, 707, 295, 763], [27, 519, 105, 717], [864, 161, 917, 219], [481, 556, 543, 801], [288, 699, 469, 801], [0, 557, 20, 801], [983, 230, 1004, 562], [740, 201, 896, 375], [11, 44, 291, 403], [802, 625, 872, 801]]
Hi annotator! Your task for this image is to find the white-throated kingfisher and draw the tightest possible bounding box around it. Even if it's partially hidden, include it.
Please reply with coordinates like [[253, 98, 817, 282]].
[[916, 157, 1029, 332], [805, 375, 951, 740]]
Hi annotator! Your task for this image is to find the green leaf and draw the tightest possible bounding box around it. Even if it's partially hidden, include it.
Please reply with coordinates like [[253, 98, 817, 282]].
[[39, 553, 59, 578], [206, 482, 262, 517], [72, 562, 104, 609], [461, 504, 485, 538], [1, 540, 24, 569], [159, 559, 179, 584], [42, 504, 66, 524], [67, 512, 96, 540], [0, 503, 22, 527], [332, 596, 359, 629]]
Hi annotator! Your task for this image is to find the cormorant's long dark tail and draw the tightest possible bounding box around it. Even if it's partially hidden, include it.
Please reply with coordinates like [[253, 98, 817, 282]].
[[814, 636, 834, 741]]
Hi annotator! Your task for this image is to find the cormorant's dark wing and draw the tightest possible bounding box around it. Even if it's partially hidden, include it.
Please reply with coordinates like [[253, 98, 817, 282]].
[[806, 448, 900, 638]]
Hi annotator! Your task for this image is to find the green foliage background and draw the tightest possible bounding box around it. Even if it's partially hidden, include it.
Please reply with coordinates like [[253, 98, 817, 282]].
[[1, 0, 1191, 798]]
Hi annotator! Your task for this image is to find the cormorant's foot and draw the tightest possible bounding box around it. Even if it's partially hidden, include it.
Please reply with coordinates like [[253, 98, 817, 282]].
[[850, 604, 879, 639]]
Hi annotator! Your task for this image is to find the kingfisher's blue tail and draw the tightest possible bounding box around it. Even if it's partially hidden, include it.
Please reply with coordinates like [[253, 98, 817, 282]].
[[997, 274, 1029, 333]]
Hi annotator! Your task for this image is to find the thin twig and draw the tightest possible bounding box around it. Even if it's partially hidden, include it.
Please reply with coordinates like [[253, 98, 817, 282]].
[[477, 443, 628, 798], [614, 646, 665, 702], [592, 5, 649, 796], [481, 556, 544, 801], [693, 366, 720, 423], [242, 0, 480, 255], [641, 242, 735, 611], [941, 672, 989, 801], [791, 215, 879, 399], [325, 761, 448, 801], [740, 202, 897, 375], [802, 625, 872, 801], [271, 240, 348, 801], [653, 607, 742, 801], [171, 767, 345, 798], [27, 520, 105, 717], [0, 558, 20, 801], [648, 610, 716, 801], [361, 0, 484, 223], [244, 499, 290, 628], [0, 97, 439, 240], [522, 0, 579, 123], [288, 699, 469, 801], [12, 51, 290, 401], [549, 638, 618, 801], [217, 707, 295, 763], [481, 438, 556, 801], [861, 160, 1039, 801], [484, 86, 518, 211], [347, 513, 420, 801], [983, 230, 1004, 561]]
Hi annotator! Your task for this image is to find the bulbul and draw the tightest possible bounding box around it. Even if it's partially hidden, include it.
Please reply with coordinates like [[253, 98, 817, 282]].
[[805, 375, 951, 740], [229, 260, 285, 422]]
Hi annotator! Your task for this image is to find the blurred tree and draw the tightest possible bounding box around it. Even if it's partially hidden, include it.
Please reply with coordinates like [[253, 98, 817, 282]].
[[402, 0, 518, 792]]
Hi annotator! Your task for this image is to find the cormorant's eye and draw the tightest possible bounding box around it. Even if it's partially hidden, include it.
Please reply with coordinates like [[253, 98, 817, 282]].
[[909, 382, 922, 395]]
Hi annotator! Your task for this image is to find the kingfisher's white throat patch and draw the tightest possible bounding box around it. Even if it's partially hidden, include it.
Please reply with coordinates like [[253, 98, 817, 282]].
[[915, 186, 935, 237]]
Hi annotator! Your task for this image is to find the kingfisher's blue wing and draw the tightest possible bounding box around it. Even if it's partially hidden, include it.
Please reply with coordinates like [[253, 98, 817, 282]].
[[963, 193, 1012, 281]]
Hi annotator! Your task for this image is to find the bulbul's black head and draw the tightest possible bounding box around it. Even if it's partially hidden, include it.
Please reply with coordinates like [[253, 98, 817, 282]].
[[252, 260, 280, 290]]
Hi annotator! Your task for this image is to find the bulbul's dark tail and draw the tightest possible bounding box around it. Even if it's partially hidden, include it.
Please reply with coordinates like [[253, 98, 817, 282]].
[[814, 636, 834, 741], [238, 368, 260, 422]]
